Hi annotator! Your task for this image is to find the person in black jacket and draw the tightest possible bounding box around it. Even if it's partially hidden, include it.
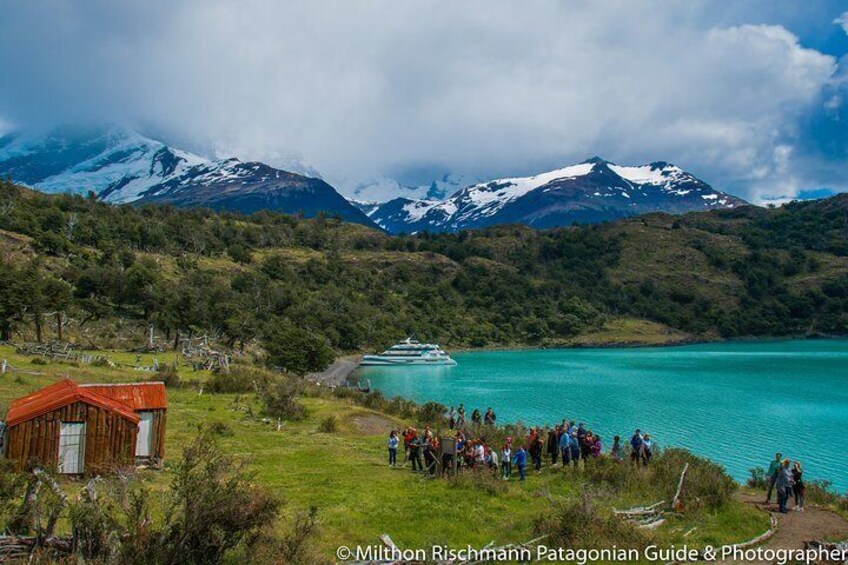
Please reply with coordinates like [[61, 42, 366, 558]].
[[546, 428, 559, 466], [792, 461, 805, 511]]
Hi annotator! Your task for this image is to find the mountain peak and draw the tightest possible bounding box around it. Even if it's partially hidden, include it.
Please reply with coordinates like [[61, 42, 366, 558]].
[[0, 124, 376, 227], [364, 159, 747, 233]]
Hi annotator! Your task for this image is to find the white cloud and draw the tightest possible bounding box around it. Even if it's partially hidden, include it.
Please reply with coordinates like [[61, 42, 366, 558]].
[[0, 0, 840, 201], [835, 11, 848, 35]]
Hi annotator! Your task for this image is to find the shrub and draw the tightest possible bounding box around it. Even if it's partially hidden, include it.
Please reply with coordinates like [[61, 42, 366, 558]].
[[155, 363, 182, 388], [208, 366, 270, 393], [249, 506, 319, 565], [209, 421, 235, 437], [30, 357, 48, 365], [257, 379, 306, 421], [317, 415, 338, 433], [418, 401, 447, 427], [747, 466, 768, 489], [159, 429, 281, 564], [534, 491, 649, 550], [650, 448, 736, 511], [448, 467, 507, 496]]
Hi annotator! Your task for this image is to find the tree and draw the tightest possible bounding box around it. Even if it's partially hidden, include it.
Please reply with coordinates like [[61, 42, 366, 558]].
[[0, 262, 26, 341], [264, 319, 334, 375]]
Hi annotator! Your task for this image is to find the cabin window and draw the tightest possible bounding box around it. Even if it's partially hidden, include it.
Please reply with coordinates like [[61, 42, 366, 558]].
[[136, 412, 154, 457], [58, 422, 85, 474]]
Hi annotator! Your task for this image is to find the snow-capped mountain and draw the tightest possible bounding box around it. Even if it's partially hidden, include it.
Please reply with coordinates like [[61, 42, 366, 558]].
[[0, 125, 374, 226], [365, 157, 747, 234], [336, 173, 481, 203]]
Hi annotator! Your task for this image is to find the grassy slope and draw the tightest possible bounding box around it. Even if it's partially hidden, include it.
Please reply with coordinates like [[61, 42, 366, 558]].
[[0, 346, 768, 559]]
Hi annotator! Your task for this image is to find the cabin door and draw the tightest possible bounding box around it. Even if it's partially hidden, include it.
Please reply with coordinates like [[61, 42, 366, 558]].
[[136, 411, 153, 457], [58, 422, 86, 474]]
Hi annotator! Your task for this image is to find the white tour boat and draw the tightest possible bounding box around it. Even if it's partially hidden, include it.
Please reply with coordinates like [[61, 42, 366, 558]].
[[360, 338, 457, 366]]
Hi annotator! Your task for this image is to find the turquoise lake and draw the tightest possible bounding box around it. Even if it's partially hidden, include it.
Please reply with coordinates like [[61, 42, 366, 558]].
[[356, 339, 848, 492]]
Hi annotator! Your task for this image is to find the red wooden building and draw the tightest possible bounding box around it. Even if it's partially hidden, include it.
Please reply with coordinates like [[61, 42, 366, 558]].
[[4, 380, 140, 474], [80, 382, 167, 464]]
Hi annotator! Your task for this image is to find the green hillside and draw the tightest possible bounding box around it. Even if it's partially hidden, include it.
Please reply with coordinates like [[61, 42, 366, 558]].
[[1, 180, 847, 373]]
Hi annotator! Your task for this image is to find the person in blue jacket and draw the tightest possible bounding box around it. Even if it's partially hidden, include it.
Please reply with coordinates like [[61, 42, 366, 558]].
[[630, 429, 643, 464], [569, 431, 580, 467], [559, 429, 572, 467], [513, 445, 527, 481]]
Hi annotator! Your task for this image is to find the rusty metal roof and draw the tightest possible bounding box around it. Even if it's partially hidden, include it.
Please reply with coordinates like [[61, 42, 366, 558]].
[[79, 382, 167, 411], [6, 379, 140, 427]]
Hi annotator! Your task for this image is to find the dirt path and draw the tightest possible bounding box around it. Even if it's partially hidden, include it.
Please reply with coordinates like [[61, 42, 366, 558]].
[[304, 355, 361, 387], [351, 414, 395, 435], [739, 493, 848, 551], [703, 494, 848, 564]]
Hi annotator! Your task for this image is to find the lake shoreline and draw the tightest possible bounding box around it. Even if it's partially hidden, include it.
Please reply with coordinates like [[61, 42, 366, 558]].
[[446, 332, 844, 355], [357, 338, 848, 492]]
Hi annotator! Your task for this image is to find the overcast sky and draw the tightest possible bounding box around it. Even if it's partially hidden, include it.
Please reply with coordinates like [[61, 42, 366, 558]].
[[1, 0, 847, 203]]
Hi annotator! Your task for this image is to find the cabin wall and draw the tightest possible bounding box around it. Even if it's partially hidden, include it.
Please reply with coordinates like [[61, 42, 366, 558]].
[[148, 409, 166, 462], [6, 402, 138, 473]]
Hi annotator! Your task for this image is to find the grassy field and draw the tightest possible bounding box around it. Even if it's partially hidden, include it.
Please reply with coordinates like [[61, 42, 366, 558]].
[[0, 345, 770, 560]]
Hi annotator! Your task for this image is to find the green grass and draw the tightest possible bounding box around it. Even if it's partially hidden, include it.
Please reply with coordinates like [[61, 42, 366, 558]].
[[0, 345, 770, 559]]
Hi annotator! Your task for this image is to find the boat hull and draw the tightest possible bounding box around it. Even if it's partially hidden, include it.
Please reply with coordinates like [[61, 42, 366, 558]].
[[360, 356, 457, 366]]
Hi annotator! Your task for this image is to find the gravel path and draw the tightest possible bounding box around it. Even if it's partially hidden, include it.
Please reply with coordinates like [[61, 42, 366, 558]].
[[304, 355, 361, 387]]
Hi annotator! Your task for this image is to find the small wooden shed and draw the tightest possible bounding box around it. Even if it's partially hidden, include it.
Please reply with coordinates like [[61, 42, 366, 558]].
[[80, 382, 167, 464], [4, 379, 139, 474]]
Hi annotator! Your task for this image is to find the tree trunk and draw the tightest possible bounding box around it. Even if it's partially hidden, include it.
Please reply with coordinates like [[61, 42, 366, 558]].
[[147, 324, 155, 350], [34, 315, 43, 343], [174, 330, 180, 351]]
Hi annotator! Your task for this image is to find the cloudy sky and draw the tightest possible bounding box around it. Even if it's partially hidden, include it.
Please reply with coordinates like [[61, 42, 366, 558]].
[[1, 0, 847, 203]]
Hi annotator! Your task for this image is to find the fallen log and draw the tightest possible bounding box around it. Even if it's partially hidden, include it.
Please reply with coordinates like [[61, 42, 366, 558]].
[[672, 463, 690, 512]]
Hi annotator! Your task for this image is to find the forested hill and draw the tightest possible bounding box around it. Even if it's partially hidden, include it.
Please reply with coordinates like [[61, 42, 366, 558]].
[[1, 179, 846, 373]]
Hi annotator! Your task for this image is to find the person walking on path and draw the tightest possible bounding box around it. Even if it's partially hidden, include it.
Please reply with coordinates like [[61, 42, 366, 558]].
[[484, 407, 496, 425], [448, 407, 456, 430], [792, 461, 805, 511], [775, 459, 793, 514], [513, 445, 527, 481], [388, 430, 399, 467], [765, 452, 783, 503]]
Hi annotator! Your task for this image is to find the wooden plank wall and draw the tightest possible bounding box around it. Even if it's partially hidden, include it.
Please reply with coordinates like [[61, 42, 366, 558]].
[[5, 402, 138, 473], [149, 409, 167, 462]]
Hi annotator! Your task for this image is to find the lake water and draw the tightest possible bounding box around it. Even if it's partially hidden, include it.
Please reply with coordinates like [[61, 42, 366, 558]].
[[356, 339, 848, 492]]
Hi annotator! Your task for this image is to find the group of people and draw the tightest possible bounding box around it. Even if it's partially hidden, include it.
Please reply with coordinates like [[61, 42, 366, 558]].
[[448, 404, 497, 428], [387, 408, 655, 481], [764, 452, 806, 513]]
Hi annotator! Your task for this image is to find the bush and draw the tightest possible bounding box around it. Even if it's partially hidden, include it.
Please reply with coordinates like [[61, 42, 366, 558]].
[[534, 491, 649, 550], [417, 401, 447, 427], [209, 421, 235, 437], [747, 466, 768, 489], [317, 415, 338, 433], [159, 429, 281, 564], [249, 506, 319, 565], [155, 364, 182, 388], [578, 448, 736, 511], [448, 467, 507, 496], [258, 379, 306, 421], [208, 367, 270, 393], [30, 357, 48, 365]]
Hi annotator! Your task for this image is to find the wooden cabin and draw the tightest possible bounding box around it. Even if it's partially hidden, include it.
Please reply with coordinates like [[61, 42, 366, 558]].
[[80, 382, 167, 464], [3, 380, 139, 474]]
